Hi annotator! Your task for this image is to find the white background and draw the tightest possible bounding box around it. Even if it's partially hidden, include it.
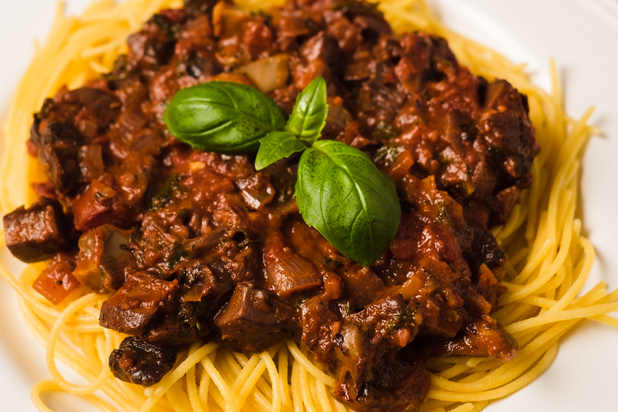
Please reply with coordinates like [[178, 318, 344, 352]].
[[0, 0, 617, 411]]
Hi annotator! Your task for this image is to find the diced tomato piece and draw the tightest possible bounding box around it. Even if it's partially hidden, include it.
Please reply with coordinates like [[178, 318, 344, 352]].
[[32, 253, 81, 305]]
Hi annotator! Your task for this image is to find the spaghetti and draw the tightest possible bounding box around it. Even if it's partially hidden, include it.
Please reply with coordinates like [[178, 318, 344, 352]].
[[0, 0, 616, 412]]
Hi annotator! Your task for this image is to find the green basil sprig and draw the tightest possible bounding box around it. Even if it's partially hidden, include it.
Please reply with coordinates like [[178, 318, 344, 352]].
[[163, 77, 401, 266]]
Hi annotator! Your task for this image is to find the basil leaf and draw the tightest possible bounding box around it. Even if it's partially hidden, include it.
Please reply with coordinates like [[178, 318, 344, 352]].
[[295, 140, 401, 266], [286, 77, 328, 146], [255, 131, 307, 170], [163, 81, 285, 153]]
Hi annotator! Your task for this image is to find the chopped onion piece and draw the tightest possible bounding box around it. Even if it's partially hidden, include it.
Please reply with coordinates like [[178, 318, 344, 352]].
[[183, 226, 228, 253], [265, 253, 322, 298], [237, 54, 290, 94], [327, 103, 353, 129], [212, 2, 251, 38]]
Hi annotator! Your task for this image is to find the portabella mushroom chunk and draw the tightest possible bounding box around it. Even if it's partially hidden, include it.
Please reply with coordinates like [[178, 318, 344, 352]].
[[109, 337, 178, 387], [3, 197, 73, 263]]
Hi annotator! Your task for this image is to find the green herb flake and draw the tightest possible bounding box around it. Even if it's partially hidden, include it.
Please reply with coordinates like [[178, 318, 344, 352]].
[[386, 306, 416, 333], [165, 241, 186, 270], [150, 173, 181, 210], [435, 202, 453, 226], [332, 1, 379, 13], [149, 14, 181, 36]]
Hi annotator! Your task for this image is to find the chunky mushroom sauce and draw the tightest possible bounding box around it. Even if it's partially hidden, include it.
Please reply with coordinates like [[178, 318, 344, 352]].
[[2, 0, 539, 411]]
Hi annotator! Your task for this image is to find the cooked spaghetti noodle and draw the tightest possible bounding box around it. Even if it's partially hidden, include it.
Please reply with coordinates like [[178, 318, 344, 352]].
[[0, 0, 616, 412]]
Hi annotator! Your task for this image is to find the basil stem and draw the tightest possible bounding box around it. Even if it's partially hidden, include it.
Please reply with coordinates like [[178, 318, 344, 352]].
[[163, 81, 285, 153], [295, 140, 401, 266]]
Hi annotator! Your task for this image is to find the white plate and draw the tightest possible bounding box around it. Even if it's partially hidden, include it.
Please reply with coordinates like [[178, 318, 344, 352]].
[[0, 0, 617, 411]]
